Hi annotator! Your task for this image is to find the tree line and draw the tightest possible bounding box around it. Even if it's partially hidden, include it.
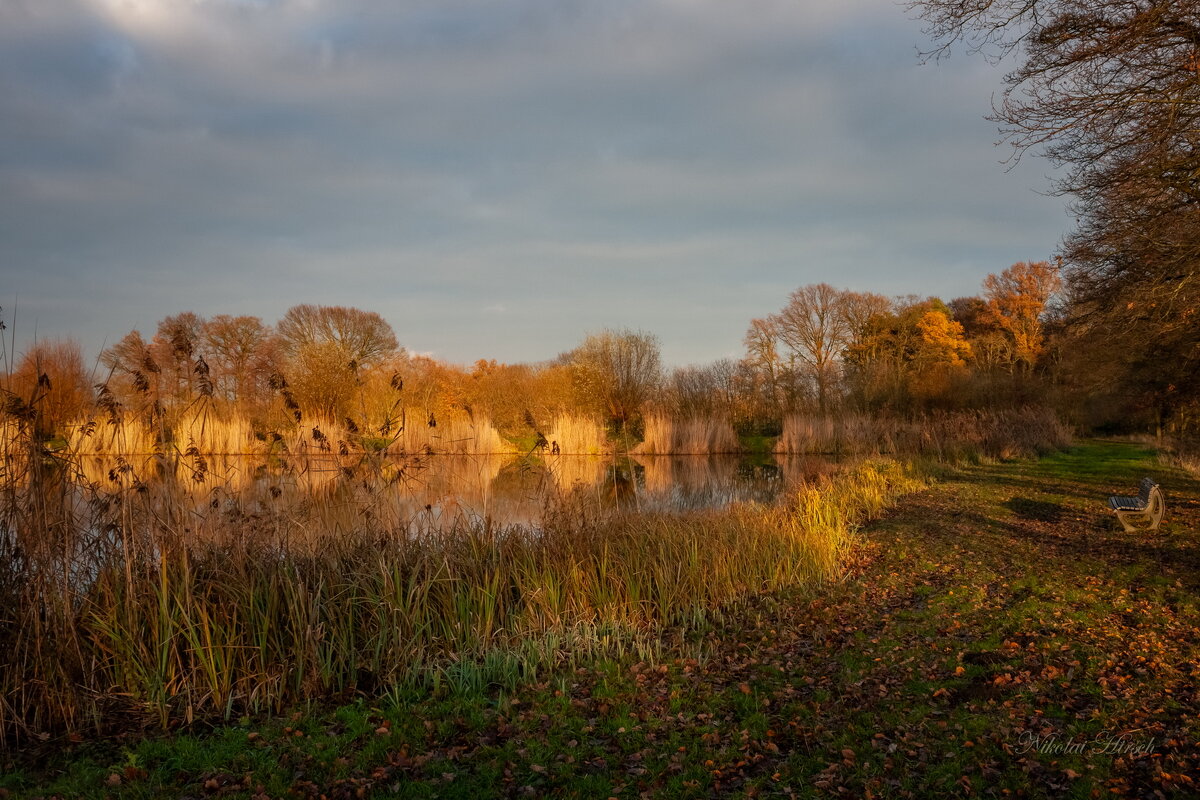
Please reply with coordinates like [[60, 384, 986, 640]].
[[908, 0, 1200, 437], [8, 256, 1153, 453], [9, 1, 1200, 447]]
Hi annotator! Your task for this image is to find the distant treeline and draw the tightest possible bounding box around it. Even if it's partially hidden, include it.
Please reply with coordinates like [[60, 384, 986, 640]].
[[2, 259, 1193, 454]]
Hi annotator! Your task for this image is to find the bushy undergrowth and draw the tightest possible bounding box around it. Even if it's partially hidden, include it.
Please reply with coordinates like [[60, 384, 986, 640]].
[[1158, 437, 1200, 478]]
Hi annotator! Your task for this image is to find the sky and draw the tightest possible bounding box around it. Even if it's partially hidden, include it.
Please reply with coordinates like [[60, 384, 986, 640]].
[[0, 0, 1071, 369]]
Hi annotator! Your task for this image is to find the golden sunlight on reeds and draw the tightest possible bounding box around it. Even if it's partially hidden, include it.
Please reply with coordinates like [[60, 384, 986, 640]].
[[775, 408, 1071, 459], [544, 415, 607, 455], [634, 415, 740, 455], [391, 411, 514, 455], [55, 407, 515, 458], [0, 436, 926, 743], [0, 389, 1074, 746]]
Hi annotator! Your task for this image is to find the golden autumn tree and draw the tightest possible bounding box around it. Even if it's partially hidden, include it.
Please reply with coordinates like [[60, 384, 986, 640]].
[[7, 338, 93, 441], [983, 261, 1061, 373], [909, 309, 973, 403]]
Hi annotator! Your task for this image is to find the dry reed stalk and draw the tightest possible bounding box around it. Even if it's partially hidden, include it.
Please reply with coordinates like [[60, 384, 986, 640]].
[[1, 404, 1072, 744], [0, 447, 928, 744], [775, 408, 1071, 460], [66, 415, 159, 456], [545, 415, 607, 455], [634, 415, 740, 455], [774, 414, 885, 455]]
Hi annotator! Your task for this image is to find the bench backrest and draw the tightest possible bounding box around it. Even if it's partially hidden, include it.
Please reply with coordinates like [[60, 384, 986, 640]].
[[1139, 477, 1159, 503]]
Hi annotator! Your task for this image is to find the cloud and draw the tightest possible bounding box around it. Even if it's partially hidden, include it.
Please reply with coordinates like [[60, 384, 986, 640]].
[[0, 0, 1069, 365]]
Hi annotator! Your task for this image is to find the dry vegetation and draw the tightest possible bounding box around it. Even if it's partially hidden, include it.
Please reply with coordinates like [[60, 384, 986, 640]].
[[0, 299, 1084, 753], [774, 407, 1072, 459], [634, 415, 741, 455], [0, 414, 931, 744]]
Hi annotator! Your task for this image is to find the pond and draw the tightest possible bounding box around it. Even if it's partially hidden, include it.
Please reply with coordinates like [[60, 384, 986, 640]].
[[67, 451, 844, 532]]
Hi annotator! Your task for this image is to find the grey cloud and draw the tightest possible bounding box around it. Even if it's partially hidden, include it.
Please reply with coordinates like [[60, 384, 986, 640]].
[[1, 0, 1069, 366]]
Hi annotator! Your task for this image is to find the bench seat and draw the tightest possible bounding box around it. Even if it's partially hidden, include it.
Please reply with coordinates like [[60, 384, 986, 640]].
[[1108, 477, 1164, 532]]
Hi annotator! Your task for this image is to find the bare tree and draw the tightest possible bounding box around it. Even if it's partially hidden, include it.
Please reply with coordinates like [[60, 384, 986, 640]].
[[910, 1, 1200, 205], [743, 317, 787, 416], [8, 338, 92, 438], [277, 305, 400, 368], [203, 315, 276, 408], [565, 329, 662, 430], [149, 312, 206, 404], [659, 360, 741, 420], [772, 283, 851, 414], [99, 330, 157, 406]]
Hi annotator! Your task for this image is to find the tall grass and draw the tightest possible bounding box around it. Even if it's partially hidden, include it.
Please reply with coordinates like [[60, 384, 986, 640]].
[[0, 399, 1071, 744], [51, 407, 514, 457], [1157, 437, 1200, 478], [544, 414, 607, 455], [0, 420, 925, 744], [403, 413, 512, 455], [775, 407, 1071, 459], [635, 415, 741, 455]]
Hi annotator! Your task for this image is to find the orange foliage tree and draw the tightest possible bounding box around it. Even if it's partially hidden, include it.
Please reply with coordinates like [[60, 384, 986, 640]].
[[7, 338, 93, 440], [982, 261, 1061, 373]]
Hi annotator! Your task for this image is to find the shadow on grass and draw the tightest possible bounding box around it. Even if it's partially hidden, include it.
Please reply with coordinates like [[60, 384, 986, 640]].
[[1003, 497, 1065, 523]]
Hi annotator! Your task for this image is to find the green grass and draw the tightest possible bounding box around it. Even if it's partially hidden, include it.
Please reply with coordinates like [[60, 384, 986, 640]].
[[5, 439, 1198, 798], [737, 434, 778, 457]]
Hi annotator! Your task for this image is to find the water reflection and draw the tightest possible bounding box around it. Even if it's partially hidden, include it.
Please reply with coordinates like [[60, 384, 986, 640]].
[[70, 452, 842, 531]]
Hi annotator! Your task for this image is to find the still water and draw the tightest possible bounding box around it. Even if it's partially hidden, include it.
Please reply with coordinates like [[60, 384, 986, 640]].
[[76, 452, 842, 530]]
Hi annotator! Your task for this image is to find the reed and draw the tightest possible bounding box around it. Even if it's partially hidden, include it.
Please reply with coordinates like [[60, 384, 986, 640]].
[[389, 411, 513, 456], [35, 406, 517, 459], [775, 407, 1071, 460], [544, 414, 608, 455], [0, 424, 926, 744], [1158, 438, 1200, 478], [635, 414, 741, 455]]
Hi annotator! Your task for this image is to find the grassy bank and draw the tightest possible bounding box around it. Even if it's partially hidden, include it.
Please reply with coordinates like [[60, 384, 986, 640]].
[[4, 440, 1197, 799]]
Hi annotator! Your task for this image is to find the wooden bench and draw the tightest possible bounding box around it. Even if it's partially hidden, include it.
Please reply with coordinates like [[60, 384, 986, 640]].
[[1108, 477, 1165, 532]]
